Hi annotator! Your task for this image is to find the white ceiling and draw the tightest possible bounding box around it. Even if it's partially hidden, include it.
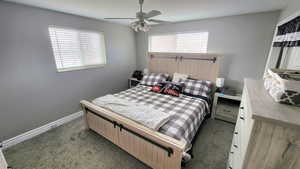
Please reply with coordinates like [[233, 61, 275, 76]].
[[6, 0, 288, 25]]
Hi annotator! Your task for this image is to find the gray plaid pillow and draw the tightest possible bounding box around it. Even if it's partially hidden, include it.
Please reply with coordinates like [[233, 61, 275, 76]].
[[179, 79, 213, 98], [140, 73, 169, 86]]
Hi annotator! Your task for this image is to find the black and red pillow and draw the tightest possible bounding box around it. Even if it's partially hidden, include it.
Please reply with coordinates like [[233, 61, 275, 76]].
[[162, 83, 184, 97]]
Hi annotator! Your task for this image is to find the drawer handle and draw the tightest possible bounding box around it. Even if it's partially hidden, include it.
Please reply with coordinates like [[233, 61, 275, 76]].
[[240, 107, 244, 110], [240, 116, 245, 120], [234, 132, 238, 135], [234, 145, 238, 148], [230, 151, 234, 154], [229, 167, 233, 169]]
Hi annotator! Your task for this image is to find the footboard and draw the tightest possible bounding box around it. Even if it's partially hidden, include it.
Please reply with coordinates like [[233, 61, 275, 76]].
[[80, 100, 186, 169]]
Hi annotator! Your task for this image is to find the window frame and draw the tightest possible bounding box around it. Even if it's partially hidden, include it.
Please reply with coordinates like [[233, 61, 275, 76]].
[[148, 31, 209, 53], [48, 26, 107, 73]]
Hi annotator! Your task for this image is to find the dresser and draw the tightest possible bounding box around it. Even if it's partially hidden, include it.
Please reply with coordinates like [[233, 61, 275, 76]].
[[228, 79, 300, 169], [0, 147, 7, 169]]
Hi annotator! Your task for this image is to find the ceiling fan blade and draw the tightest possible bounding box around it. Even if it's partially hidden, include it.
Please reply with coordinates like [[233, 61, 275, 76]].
[[145, 10, 162, 18], [147, 19, 170, 24], [104, 18, 136, 20]]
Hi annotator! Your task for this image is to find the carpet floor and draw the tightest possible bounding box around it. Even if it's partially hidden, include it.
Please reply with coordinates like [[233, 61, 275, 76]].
[[4, 118, 234, 169]]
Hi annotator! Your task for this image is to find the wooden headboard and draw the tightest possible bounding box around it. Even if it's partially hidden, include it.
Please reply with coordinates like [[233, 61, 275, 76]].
[[148, 52, 220, 83]]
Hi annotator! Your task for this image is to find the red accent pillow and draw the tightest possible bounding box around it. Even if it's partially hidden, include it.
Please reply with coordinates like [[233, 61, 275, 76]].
[[150, 83, 165, 93]]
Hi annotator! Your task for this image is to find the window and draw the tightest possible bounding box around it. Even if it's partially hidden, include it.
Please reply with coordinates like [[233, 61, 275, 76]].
[[149, 32, 209, 53], [49, 26, 106, 72]]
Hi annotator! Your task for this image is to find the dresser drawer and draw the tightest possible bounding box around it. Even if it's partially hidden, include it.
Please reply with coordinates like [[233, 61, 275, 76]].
[[227, 116, 242, 169], [234, 121, 243, 168], [0, 149, 7, 169], [227, 149, 234, 169], [239, 94, 247, 122], [228, 134, 241, 169]]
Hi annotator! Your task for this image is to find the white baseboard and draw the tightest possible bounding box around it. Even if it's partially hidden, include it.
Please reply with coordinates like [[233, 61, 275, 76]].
[[1, 111, 84, 149]]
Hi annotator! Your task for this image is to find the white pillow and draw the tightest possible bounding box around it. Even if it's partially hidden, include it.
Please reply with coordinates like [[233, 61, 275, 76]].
[[172, 72, 189, 83]]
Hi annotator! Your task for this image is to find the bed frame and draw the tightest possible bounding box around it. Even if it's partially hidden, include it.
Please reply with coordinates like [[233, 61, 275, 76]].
[[80, 52, 220, 169]]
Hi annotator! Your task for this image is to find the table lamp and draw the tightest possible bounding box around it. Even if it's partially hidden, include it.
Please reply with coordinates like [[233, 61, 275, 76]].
[[216, 78, 225, 92]]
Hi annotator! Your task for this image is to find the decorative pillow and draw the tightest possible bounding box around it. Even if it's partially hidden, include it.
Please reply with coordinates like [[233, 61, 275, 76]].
[[179, 79, 213, 98], [140, 73, 169, 86], [150, 83, 166, 93], [172, 73, 189, 83], [162, 82, 184, 97]]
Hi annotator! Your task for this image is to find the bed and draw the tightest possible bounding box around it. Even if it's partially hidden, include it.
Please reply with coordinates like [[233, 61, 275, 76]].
[[80, 52, 220, 169]]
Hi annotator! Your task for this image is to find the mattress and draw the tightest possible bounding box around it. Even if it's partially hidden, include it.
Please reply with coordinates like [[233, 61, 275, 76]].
[[113, 85, 210, 145]]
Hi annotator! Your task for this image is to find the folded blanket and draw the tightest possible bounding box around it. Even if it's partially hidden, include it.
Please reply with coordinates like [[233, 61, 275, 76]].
[[93, 95, 171, 130]]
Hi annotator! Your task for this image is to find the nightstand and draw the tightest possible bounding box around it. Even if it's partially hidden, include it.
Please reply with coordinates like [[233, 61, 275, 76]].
[[0, 145, 8, 169], [128, 78, 140, 88], [212, 92, 242, 123]]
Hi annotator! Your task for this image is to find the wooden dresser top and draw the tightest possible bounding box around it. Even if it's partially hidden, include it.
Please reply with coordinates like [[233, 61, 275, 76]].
[[245, 79, 300, 129]]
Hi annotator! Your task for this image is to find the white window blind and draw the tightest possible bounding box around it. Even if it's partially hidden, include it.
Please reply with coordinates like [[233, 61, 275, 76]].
[[49, 27, 106, 72], [149, 32, 209, 53]]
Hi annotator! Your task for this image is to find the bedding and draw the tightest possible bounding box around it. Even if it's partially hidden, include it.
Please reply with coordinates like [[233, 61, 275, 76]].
[[140, 73, 169, 86], [112, 85, 210, 145], [93, 95, 171, 130]]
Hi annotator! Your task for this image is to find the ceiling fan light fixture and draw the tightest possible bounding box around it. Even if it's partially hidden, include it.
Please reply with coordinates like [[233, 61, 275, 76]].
[[130, 21, 151, 32]]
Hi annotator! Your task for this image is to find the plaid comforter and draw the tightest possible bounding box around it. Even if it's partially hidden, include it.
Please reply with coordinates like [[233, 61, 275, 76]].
[[113, 85, 210, 144]]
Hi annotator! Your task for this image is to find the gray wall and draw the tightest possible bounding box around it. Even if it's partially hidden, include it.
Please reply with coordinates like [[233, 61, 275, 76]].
[[0, 2, 136, 141], [279, 0, 300, 21], [136, 11, 280, 90]]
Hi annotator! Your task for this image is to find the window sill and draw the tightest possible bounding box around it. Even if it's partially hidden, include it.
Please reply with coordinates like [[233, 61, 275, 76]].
[[57, 64, 106, 72]]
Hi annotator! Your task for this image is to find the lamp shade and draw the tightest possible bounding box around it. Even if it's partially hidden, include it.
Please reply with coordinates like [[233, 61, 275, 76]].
[[216, 78, 225, 88], [143, 68, 149, 75]]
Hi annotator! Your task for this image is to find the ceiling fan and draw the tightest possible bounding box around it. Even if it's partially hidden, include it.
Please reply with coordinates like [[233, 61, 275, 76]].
[[104, 0, 170, 32]]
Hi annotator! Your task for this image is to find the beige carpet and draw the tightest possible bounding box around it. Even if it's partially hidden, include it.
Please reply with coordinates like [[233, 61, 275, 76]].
[[4, 118, 234, 169]]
